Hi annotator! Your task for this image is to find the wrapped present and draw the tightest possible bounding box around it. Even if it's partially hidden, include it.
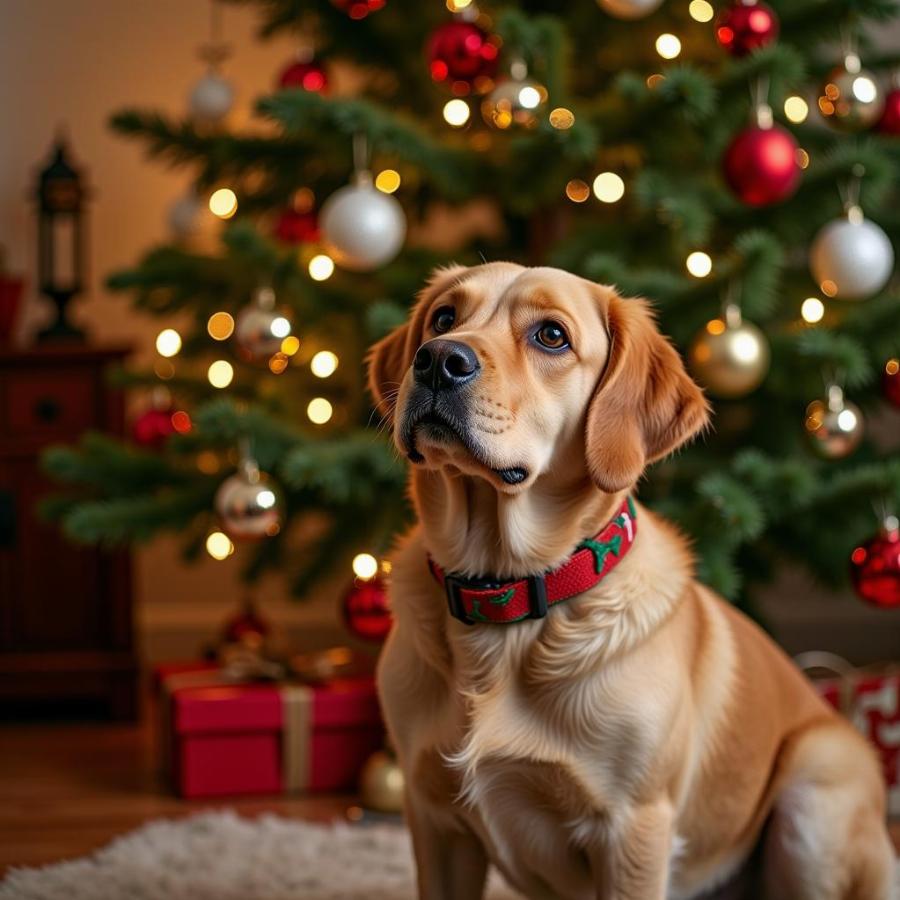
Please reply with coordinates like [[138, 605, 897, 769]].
[[797, 651, 900, 817], [155, 662, 384, 799]]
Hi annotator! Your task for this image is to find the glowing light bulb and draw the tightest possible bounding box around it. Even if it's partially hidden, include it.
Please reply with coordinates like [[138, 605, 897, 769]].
[[208, 359, 234, 388], [206, 531, 234, 560], [281, 336, 300, 356], [209, 188, 238, 219], [592, 172, 625, 203], [689, 0, 714, 22], [352, 552, 378, 580], [784, 95, 809, 124], [443, 99, 471, 127], [801, 297, 824, 323], [155, 328, 182, 357], [518, 85, 542, 109], [308, 254, 334, 282], [686, 251, 712, 278], [566, 179, 590, 203], [549, 107, 575, 130], [446, 0, 472, 9], [207, 312, 234, 340], [307, 397, 333, 424], [311, 350, 339, 378], [655, 34, 681, 60], [270, 316, 291, 338], [375, 169, 401, 194]]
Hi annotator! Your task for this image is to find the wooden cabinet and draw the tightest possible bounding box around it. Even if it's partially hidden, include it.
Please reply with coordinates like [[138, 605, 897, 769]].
[[0, 346, 136, 719]]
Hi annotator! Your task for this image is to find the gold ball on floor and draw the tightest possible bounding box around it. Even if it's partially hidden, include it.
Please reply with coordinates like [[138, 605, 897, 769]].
[[359, 750, 405, 813]]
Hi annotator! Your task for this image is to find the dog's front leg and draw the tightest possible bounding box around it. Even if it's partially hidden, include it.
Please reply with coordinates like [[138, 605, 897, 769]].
[[406, 796, 488, 900], [589, 799, 674, 900]]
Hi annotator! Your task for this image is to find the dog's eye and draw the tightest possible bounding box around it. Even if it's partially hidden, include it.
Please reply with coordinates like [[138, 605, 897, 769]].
[[432, 306, 456, 334], [534, 321, 569, 351]]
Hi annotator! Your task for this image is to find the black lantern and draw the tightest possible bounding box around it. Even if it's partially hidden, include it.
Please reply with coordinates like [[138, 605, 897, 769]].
[[35, 135, 87, 341]]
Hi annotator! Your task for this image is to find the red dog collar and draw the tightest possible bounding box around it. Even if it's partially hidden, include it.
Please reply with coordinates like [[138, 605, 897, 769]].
[[428, 497, 637, 626]]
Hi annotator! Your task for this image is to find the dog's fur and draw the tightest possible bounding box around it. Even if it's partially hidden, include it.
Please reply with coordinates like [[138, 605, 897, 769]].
[[368, 263, 895, 900]]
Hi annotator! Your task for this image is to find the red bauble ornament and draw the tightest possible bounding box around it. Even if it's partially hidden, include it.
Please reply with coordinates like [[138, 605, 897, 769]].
[[331, 0, 384, 20], [342, 576, 392, 642], [277, 58, 328, 93], [877, 88, 900, 134], [850, 523, 900, 609], [132, 407, 191, 448], [883, 359, 900, 407], [716, 0, 779, 57], [273, 208, 319, 244], [222, 599, 270, 645], [723, 123, 800, 206], [427, 21, 498, 88]]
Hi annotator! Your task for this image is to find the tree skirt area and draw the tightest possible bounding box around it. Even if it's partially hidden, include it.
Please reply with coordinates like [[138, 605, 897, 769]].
[[1, 810, 897, 900], [0, 811, 522, 900]]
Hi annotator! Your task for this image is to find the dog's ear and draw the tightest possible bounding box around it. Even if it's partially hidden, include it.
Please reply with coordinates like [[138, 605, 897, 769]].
[[585, 289, 709, 492], [366, 265, 468, 418]]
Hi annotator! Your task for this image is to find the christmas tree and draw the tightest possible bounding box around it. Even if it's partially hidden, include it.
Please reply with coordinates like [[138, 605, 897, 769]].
[[44, 0, 900, 611]]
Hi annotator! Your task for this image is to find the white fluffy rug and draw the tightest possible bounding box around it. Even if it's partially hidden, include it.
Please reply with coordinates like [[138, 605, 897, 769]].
[[0, 811, 522, 900]]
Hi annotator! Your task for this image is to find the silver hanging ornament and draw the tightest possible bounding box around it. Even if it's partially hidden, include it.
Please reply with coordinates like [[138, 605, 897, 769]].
[[189, 5, 234, 123], [804, 384, 863, 459], [687, 301, 770, 398], [215, 453, 282, 539], [481, 59, 548, 130], [817, 51, 884, 133], [234, 286, 294, 363]]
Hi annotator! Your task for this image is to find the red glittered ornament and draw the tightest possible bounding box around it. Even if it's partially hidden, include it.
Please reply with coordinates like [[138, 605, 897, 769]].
[[331, 0, 384, 20], [427, 21, 498, 90], [273, 208, 319, 245], [277, 58, 328, 93], [883, 358, 900, 407], [850, 523, 900, 609], [877, 88, 900, 134], [132, 406, 191, 448], [716, 0, 779, 57], [723, 123, 800, 206], [342, 575, 392, 642]]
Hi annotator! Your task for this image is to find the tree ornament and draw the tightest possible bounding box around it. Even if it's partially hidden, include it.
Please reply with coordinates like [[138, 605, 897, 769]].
[[850, 516, 900, 608], [167, 190, 203, 240], [481, 61, 548, 130], [877, 86, 900, 134], [427, 20, 498, 90], [722, 101, 800, 207], [234, 286, 294, 363], [132, 388, 190, 448], [817, 52, 884, 133], [595, 0, 664, 20], [803, 384, 863, 459], [273, 208, 319, 244], [189, 71, 235, 122], [687, 303, 770, 398], [883, 358, 900, 407], [359, 749, 404, 813], [330, 0, 385, 20], [215, 454, 282, 539], [320, 136, 406, 271], [809, 204, 893, 301], [715, 0, 779, 57], [277, 53, 328, 92], [221, 597, 271, 646], [342, 574, 392, 642]]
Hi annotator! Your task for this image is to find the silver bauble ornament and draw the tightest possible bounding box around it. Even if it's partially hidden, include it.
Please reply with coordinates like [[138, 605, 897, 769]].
[[809, 206, 894, 301], [817, 55, 884, 133], [359, 750, 404, 813], [804, 384, 863, 459], [168, 192, 203, 240], [189, 72, 235, 122], [596, 0, 664, 19], [481, 76, 548, 130], [320, 175, 406, 271], [234, 286, 294, 362], [215, 457, 281, 539], [687, 309, 770, 399]]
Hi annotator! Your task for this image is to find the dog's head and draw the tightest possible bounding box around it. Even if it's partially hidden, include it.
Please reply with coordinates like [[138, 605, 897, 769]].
[[368, 263, 708, 494]]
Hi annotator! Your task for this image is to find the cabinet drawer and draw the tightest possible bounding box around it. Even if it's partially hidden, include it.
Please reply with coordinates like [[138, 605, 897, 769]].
[[3, 369, 96, 436]]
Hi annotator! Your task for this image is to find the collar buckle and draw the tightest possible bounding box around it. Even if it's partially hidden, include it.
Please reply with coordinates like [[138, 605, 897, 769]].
[[444, 574, 474, 625], [444, 572, 548, 625]]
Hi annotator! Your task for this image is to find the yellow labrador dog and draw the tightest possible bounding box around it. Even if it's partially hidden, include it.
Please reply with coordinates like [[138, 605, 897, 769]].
[[367, 262, 895, 900]]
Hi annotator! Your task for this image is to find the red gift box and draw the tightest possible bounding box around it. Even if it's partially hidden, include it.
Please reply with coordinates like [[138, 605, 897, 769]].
[[155, 663, 385, 798], [798, 652, 900, 817]]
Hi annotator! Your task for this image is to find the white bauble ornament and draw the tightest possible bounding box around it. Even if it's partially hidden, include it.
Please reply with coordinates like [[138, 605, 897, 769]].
[[809, 207, 894, 300], [189, 72, 235, 122], [320, 176, 406, 271], [596, 0, 664, 19]]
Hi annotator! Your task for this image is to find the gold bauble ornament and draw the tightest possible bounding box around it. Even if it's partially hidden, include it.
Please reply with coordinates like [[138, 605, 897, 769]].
[[804, 384, 864, 459], [817, 54, 884, 133], [359, 750, 404, 813], [481, 61, 547, 130], [687, 307, 770, 399]]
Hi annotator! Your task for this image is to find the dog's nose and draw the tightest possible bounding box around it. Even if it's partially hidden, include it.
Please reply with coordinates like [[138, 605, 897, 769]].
[[413, 339, 480, 390]]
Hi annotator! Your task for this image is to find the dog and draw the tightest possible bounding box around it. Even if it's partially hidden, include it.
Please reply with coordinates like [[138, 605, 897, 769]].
[[367, 262, 895, 900]]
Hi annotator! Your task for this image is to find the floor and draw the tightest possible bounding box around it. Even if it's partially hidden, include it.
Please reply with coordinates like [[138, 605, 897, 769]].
[[1, 707, 898, 879]]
